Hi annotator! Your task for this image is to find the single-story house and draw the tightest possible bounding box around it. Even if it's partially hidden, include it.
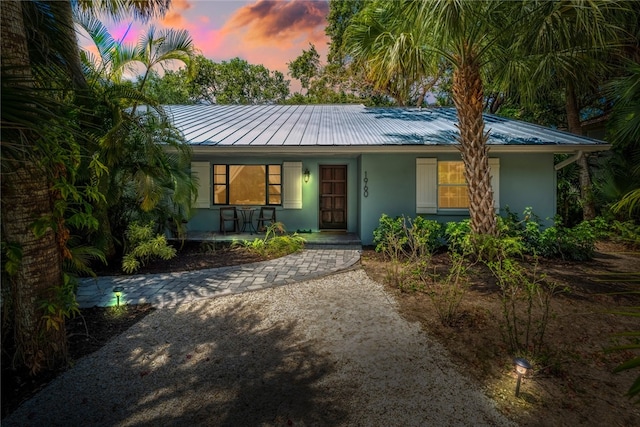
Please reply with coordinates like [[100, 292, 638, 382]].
[[164, 104, 609, 246]]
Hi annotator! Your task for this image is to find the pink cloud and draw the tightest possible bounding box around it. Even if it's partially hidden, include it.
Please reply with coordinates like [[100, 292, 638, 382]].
[[212, 0, 329, 75], [160, 0, 192, 27], [223, 0, 328, 44]]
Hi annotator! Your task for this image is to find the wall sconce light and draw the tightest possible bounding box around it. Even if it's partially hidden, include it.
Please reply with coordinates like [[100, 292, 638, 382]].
[[113, 286, 124, 307], [513, 357, 532, 397], [303, 168, 310, 183]]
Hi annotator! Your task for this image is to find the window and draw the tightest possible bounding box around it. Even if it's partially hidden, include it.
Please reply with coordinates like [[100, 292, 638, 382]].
[[213, 164, 282, 205], [416, 158, 500, 214], [438, 161, 468, 209]]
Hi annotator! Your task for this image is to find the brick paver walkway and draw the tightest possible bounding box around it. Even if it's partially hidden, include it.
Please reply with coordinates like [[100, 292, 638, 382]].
[[76, 247, 361, 309]]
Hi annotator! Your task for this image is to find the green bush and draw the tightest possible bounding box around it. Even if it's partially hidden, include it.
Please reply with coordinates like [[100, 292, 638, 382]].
[[444, 219, 473, 254], [373, 214, 443, 258], [121, 222, 176, 273], [235, 222, 305, 258], [499, 208, 604, 261], [538, 223, 596, 261], [427, 252, 472, 326], [373, 214, 408, 253], [487, 257, 565, 356], [445, 218, 523, 262]]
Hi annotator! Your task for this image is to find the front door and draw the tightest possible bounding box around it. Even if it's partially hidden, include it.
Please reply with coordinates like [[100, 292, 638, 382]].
[[319, 165, 347, 230]]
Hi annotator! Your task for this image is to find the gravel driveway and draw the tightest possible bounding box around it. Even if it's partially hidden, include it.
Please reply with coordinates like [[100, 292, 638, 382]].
[[5, 269, 512, 426]]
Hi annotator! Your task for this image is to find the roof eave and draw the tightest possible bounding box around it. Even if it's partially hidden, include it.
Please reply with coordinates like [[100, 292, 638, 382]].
[[187, 144, 611, 156]]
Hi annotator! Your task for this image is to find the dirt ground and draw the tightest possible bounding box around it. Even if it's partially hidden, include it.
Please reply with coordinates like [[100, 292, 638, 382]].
[[2, 240, 639, 425], [360, 241, 640, 426]]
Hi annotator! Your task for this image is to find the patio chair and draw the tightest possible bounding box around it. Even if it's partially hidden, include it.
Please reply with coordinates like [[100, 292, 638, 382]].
[[256, 207, 276, 232], [219, 207, 240, 234]]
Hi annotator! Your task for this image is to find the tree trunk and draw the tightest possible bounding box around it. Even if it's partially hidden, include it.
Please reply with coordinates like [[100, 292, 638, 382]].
[[453, 56, 496, 235], [566, 82, 596, 220], [1, 0, 68, 373], [452, 54, 497, 236]]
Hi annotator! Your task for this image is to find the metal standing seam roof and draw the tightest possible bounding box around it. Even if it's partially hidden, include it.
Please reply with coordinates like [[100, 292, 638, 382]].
[[163, 104, 609, 150]]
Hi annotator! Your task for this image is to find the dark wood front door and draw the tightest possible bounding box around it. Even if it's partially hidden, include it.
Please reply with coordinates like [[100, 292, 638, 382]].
[[319, 165, 347, 230]]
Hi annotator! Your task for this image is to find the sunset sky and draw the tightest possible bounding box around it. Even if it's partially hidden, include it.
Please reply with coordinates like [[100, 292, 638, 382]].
[[102, 0, 330, 89]]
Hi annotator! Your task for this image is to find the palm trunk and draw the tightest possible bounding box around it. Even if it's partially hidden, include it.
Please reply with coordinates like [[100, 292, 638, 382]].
[[566, 82, 596, 220], [1, 0, 67, 373], [452, 54, 497, 236]]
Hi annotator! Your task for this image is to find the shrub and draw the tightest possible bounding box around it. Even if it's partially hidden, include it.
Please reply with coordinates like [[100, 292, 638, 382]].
[[498, 208, 604, 261], [538, 221, 599, 261], [606, 220, 640, 248], [236, 222, 305, 258], [373, 214, 444, 258], [373, 214, 408, 253], [427, 252, 472, 326], [121, 222, 176, 273], [487, 257, 565, 356], [373, 215, 443, 288], [445, 218, 523, 262], [444, 219, 472, 254]]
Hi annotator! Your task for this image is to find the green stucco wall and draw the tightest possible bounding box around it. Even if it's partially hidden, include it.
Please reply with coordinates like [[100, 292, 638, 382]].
[[358, 152, 556, 245], [187, 152, 557, 246], [187, 155, 359, 235]]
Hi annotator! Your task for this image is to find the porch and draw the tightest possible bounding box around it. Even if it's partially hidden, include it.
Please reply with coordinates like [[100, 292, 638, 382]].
[[177, 230, 362, 248]]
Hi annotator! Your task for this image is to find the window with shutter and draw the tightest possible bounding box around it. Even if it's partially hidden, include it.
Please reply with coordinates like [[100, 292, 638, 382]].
[[416, 158, 500, 213]]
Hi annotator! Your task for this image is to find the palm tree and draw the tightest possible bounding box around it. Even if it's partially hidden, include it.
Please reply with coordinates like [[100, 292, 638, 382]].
[[77, 16, 196, 247], [1, 0, 172, 374], [344, 2, 439, 107], [608, 59, 640, 218], [346, 0, 512, 236], [501, 0, 635, 220], [411, 0, 518, 236], [1, 0, 69, 373]]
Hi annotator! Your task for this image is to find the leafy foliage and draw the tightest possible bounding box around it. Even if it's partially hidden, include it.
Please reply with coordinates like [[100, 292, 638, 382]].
[[121, 222, 176, 274], [373, 214, 444, 257], [235, 222, 306, 258], [487, 257, 565, 356], [186, 55, 289, 105], [427, 252, 473, 326], [288, 43, 321, 94]]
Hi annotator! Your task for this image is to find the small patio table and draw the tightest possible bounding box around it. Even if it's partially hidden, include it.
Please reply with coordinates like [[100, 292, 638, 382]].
[[239, 207, 256, 234]]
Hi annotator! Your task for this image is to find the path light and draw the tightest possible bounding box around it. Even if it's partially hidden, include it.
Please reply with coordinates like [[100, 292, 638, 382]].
[[513, 357, 532, 397], [303, 168, 310, 183], [113, 286, 124, 307]]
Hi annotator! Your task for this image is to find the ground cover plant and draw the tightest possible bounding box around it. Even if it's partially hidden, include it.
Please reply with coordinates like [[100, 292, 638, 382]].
[[233, 222, 306, 258]]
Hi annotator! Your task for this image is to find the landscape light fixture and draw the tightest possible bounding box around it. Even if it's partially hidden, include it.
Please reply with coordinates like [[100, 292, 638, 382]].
[[113, 286, 124, 307], [513, 357, 532, 397], [303, 168, 310, 183]]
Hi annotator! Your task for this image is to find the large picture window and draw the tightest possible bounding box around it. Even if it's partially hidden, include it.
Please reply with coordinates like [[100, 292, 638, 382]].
[[213, 164, 282, 205], [438, 161, 469, 209]]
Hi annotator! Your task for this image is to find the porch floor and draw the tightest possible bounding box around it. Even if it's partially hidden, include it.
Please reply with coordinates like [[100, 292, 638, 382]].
[[177, 230, 362, 248]]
